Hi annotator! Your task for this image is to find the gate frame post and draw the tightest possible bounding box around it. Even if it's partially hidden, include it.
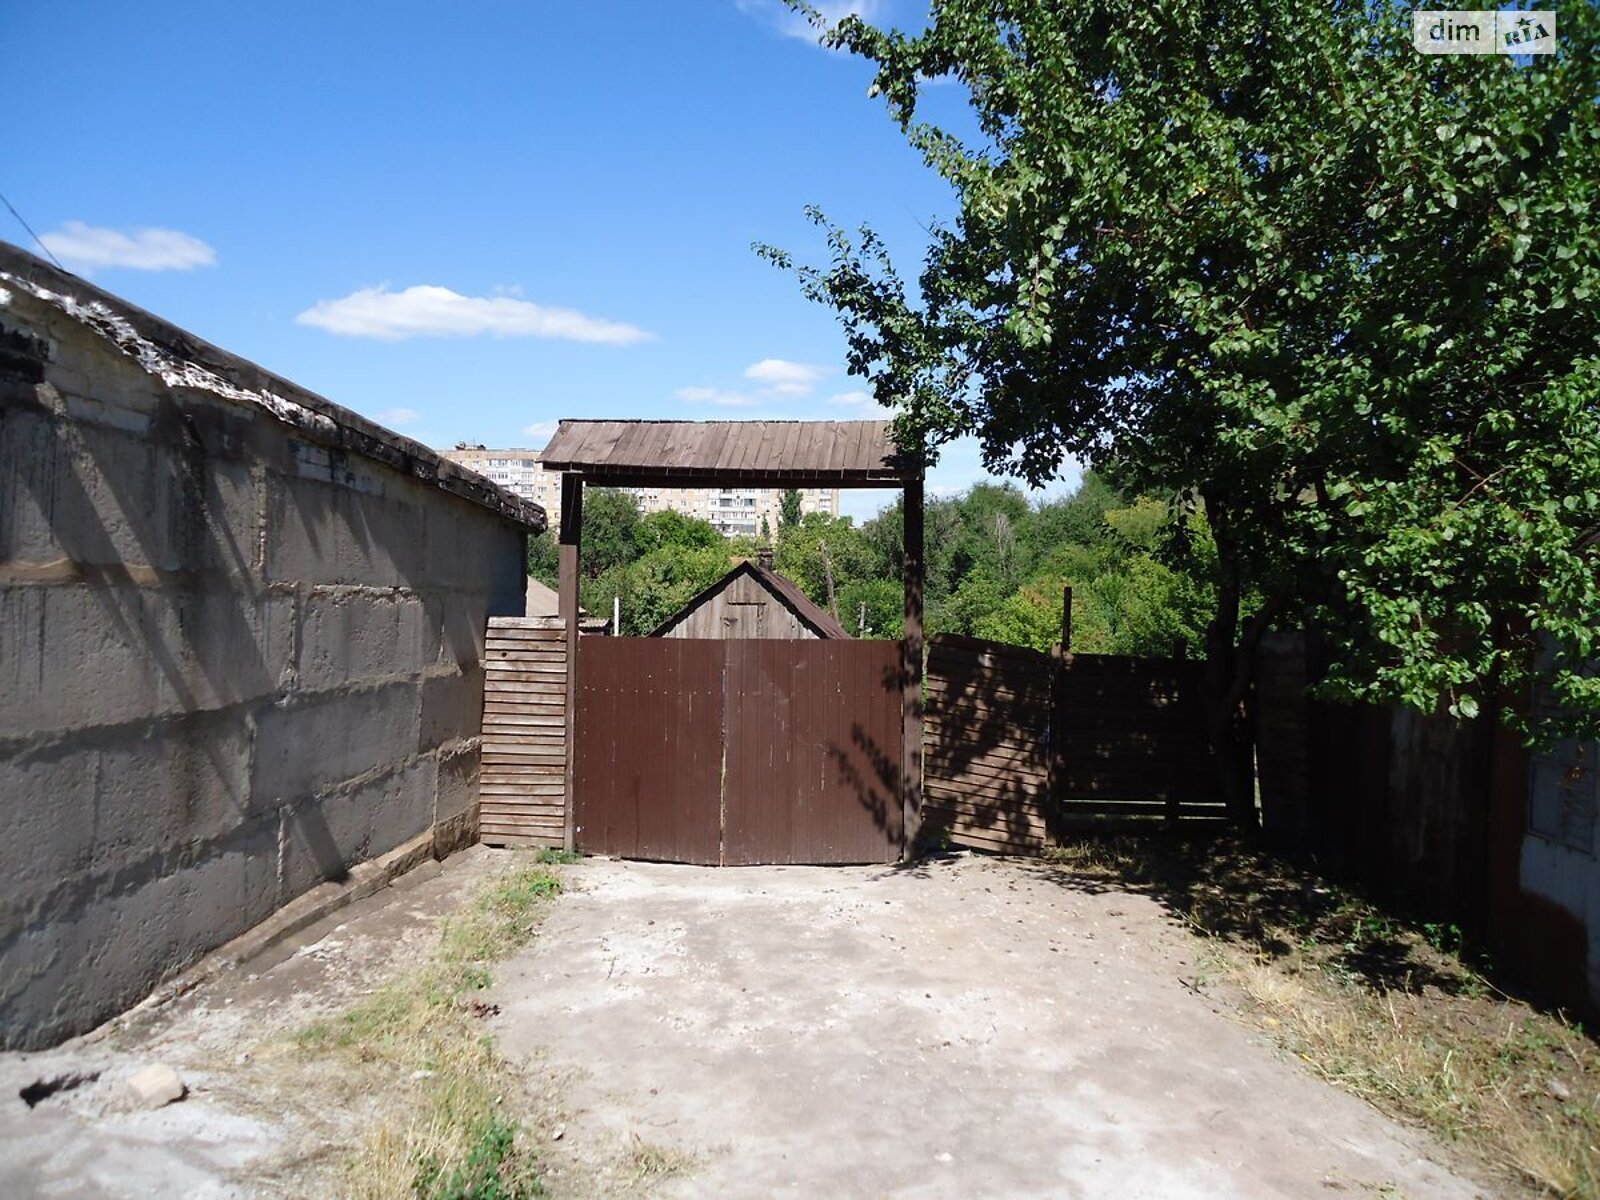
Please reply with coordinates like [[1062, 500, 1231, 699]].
[[902, 476, 925, 859], [559, 473, 584, 854]]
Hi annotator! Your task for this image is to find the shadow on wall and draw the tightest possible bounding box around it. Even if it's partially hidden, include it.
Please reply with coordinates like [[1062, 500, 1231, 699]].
[[0, 272, 530, 1050], [9, 394, 359, 887], [830, 721, 902, 847]]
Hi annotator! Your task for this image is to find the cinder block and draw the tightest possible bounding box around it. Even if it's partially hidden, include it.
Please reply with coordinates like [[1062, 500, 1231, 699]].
[[431, 593, 486, 671], [251, 681, 421, 804], [423, 499, 526, 607], [32, 307, 164, 414], [0, 585, 293, 738], [0, 716, 254, 926], [262, 471, 431, 589], [0, 815, 279, 1051], [0, 398, 261, 580], [419, 666, 483, 752], [277, 758, 436, 896], [0, 749, 97, 932], [435, 744, 479, 825], [297, 591, 433, 693], [93, 717, 257, 860]]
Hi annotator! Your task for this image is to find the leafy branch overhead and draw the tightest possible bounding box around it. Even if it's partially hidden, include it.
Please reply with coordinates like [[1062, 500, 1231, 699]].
[[769, 0, 1600, 742]]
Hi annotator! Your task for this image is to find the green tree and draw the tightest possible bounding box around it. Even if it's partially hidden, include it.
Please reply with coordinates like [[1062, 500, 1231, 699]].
[[526, 529, 558, 588], [769, 0, 1600, 819], [839, 577, 903, 639], [778, 488, 804, 533], [580, 488, 642, 581], [773, 512, 878, 609], [587, 545, 732, 636], [637, 508, 722, 554]]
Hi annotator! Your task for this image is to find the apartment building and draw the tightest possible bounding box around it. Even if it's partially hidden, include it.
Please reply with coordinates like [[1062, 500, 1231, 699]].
[[445, 445, 838, 537]]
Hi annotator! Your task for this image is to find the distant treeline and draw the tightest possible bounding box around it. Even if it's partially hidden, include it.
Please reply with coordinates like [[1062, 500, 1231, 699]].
[[527, 474, 1216, 650]]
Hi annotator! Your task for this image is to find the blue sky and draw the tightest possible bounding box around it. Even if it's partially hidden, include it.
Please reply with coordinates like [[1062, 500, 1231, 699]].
[[3, 0, 1077, 519]]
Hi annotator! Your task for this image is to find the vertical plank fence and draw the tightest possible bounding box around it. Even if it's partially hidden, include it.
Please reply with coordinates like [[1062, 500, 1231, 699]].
[[924, 635, 1054, 854], [923, 631, 1224, 853], [479, 617, 567, 847]]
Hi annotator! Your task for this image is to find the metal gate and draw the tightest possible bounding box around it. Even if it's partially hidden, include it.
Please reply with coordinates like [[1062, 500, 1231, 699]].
[[573, 638, 903, 864]]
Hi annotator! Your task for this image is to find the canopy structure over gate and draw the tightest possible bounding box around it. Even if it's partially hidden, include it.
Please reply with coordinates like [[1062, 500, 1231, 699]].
[[539, 418, 926, 860]]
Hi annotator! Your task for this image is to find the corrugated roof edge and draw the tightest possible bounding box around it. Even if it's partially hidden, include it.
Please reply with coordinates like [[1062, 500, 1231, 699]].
[[0, 240, 545, 532]]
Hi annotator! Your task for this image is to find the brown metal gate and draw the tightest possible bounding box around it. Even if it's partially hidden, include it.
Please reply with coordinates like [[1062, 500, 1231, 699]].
[[574, 638, 903, 864]]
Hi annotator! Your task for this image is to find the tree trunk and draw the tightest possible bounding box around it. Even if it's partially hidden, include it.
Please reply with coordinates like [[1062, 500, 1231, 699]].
[[819, 539, 841, 624], [1199, 493, 1275, 827]]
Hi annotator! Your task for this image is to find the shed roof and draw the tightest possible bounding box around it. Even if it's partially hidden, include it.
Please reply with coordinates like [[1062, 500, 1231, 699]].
[[648, 560, 852, 639], [539, 420, 914, 487]]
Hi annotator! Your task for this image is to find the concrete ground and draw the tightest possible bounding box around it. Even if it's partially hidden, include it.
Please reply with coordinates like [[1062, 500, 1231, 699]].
[[0, 845, 509, 1199], [0, 848, 1500, 1198], [492, 856, 1496, 1200]]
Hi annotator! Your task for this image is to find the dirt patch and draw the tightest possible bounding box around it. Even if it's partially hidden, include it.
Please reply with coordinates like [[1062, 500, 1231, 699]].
[[488, 854, 1497, 1199], [1043, 835, 1600, 1198], [0, 845, 574, 1198]]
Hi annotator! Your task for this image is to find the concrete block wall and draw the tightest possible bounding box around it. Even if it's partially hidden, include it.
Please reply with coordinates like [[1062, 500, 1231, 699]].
[[0, 246, 538, 1049]]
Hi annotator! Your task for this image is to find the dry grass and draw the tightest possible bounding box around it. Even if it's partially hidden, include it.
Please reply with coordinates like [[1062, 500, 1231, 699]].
[[288, 860, 566, 1199], [1044, 836, 1600, 1198], [625, 1135, 696, 1186]]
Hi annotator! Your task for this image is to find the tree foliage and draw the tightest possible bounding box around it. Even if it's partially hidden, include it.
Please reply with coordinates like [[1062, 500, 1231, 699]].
[[767, 0, 1600, 768], [531, 474, 1211, 649]]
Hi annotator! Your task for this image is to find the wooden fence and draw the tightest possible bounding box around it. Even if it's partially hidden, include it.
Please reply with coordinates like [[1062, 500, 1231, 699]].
[[479, 617, 567, 848], [924, 636, 1054, 854], [923, 632, 1223, 853], [477, 620, 1220, 857]]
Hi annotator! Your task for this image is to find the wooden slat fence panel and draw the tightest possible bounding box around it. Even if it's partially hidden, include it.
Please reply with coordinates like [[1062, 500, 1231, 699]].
[[923, 634, 1053, 854], [922, 633, 1223, 852], [1053, 653, 1220, 827], [480, 616, 568, 848]]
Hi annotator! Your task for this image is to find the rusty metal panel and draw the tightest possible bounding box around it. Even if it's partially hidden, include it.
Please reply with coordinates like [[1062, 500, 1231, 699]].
[[573, 637, 723, 864], [723, 639, 903, 865]]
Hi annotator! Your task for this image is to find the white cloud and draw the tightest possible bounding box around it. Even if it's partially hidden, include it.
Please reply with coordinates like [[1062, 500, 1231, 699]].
[[735, 0, 886, 42], [296, 284, 653, 344], [743, 358, 827, 396], [39, 221, 216, 272], [522, 420, 559, 443], [677, 385, 759, 407], [376, 407, 420, 428]]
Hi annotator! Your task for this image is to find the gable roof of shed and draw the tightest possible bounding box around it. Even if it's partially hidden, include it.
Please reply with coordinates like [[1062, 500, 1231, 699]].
[[648, 560, 851, 639]]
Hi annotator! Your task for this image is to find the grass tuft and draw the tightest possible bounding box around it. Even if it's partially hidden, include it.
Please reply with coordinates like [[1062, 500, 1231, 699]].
[[626, 1135, 695, 1185], [290, 864, 564, 1199]]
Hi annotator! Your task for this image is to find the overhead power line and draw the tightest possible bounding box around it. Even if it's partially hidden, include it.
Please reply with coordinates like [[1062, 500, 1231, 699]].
[[0, 188, 65, 270]]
